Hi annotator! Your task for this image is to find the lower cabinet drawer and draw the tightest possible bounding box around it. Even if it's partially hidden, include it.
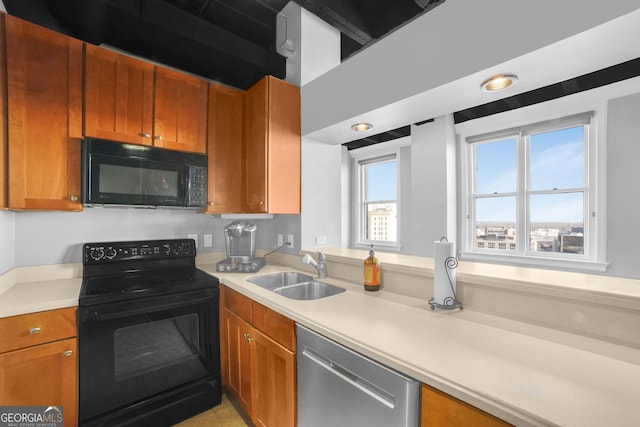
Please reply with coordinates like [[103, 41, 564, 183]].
[[0, 307, 77, 354]]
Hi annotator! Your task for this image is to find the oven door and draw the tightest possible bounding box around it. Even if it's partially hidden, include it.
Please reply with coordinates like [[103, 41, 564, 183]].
[[78, 288, 220, 423]]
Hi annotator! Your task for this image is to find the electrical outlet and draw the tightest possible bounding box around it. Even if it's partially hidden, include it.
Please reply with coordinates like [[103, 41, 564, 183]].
[[187, 234, 198, 247], [277, 234, 284, 247], [204, 234, 212, 247], [286, 234, 294, 247]]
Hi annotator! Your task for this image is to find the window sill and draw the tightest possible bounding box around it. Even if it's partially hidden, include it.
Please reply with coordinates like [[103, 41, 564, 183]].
[[353, 242, 402, 252], [459, 251, 608, 274]]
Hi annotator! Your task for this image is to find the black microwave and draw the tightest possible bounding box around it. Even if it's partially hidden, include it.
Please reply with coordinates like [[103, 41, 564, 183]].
[[82, 137, 208, 208]]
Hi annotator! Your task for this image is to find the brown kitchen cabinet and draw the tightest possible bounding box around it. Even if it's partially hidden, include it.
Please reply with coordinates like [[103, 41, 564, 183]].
[[221, 285, 296, 427], [421, 383, 513, 427], [206, 83, 244, 213], [84, 43, 155, 146], [4, 14, 83, 211], [0, 307, 78, 427], [243, 75, 301, 214], [85, 45, 207, 154], [154, 66, 208, 154], [0, 15, 6, 209]]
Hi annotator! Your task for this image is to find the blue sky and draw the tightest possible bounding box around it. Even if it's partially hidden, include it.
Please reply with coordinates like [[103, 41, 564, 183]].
[[366, 161, 397, 201], [476, 126, 585, 223]]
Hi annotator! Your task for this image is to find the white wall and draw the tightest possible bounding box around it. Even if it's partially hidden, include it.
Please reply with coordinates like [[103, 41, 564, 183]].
[[300, 137, 343, 249], [278, 2, 340, 87], [606, 92, 640, 278], [404, 116, 456, 257], [0, 211, 15, 273]]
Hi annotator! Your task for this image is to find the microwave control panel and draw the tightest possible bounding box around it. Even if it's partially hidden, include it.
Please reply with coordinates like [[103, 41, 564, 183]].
[[187, 165, 208, 207]]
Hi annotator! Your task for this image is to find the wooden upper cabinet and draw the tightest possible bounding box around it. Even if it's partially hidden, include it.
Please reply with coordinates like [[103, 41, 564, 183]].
[[154, 66, 208, 153], [206, 83, 244, 213], [84, 44, 154, 145], [244, 76, 301, 214], [0, 15, 7, 209], [5, 15, 83, 211]]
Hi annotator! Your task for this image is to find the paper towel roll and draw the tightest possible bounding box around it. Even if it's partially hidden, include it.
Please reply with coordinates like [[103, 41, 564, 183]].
[[433, 240, 456, 305]]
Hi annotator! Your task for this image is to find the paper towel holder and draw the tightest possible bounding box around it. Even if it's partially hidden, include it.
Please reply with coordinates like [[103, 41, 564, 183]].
[[429, 237, 463, 311]]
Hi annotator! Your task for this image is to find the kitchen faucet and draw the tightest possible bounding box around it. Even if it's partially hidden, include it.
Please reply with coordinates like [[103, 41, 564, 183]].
[[301, 252, 327, 279]]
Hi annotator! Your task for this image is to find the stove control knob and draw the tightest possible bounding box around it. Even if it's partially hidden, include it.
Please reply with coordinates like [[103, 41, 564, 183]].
[[104, 247, 117, 259], [90, 248, 105, 261], [163, 244, 171, 255]]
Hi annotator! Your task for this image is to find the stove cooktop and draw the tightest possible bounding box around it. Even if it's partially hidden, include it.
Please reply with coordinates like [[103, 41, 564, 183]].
[[80, 239, 219, 306]]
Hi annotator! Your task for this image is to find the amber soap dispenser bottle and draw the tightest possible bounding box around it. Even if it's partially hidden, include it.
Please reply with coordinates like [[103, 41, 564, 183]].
[[363, 245, 380, 291]]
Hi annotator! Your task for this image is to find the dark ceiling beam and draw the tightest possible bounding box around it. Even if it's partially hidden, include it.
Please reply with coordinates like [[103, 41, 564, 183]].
[[292, 0, 372, 45], [141, 0, 284, 71], [414, 0, 446, 12]]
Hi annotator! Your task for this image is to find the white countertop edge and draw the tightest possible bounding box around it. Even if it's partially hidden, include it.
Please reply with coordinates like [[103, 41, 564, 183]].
[[0, 299, 79, 318]]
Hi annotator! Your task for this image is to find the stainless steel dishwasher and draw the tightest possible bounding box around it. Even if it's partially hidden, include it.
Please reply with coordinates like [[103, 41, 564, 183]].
[[297, 325, 421, 427]]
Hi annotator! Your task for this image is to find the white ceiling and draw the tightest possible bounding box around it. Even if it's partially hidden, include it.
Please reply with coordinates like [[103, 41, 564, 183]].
[[302, 2, 640, 144]]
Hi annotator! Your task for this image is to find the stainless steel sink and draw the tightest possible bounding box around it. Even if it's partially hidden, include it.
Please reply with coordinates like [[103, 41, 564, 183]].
[[247, 272, 345, 300], [247, 272, 314, 290], [274, 281, 345, 300]]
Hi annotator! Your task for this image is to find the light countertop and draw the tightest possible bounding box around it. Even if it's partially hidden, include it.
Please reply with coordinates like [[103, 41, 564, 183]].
[[3, 262, 640, 426], [203, 263, 640, 427]]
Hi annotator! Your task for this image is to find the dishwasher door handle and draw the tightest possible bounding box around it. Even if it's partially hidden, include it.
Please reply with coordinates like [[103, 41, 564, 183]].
[[302, 346, 395, 409]]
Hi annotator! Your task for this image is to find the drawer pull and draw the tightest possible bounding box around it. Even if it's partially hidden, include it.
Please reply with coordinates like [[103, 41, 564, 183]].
[[29, 327, 41, 335], [63, 350, 73, 357]]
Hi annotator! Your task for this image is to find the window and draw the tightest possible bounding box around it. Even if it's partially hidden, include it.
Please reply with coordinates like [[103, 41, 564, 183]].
[[350, 141, 405, 250], [460, 111, 606, 271]]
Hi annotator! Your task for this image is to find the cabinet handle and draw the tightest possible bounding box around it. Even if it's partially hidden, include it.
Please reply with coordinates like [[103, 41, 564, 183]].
[[63, 350, 73, 357], [247, 336, 254, 343], [70, 195, 79, 202], [29, 327, 41, 335], [142, 132, 151, 138], [155, 135, 163, 141], [242, 333, 254, 343], [209, 202, 215, 206]]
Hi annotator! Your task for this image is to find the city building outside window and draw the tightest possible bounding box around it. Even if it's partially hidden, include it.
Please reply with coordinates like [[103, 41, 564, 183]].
[[458, 107, 607, 272]]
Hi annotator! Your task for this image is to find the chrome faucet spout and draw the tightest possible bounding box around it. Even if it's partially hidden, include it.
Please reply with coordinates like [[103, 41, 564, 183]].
[[301, 251, 327, 278]]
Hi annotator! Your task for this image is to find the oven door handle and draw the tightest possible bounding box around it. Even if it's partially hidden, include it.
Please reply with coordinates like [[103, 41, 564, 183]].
[[79, 293, 215, 322]]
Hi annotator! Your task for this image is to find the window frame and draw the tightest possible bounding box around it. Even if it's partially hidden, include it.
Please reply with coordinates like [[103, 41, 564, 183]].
[[350, 139, 407, 251], [457, 101, 608, 272]]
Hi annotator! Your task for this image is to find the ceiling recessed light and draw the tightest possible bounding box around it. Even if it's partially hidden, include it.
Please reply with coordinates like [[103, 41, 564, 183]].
[[351, 122, 373, 132], [481, 74, 518, 92]]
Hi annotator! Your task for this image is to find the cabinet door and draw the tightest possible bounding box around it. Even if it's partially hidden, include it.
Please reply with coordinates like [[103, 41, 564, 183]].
[[84, 44, 154, 145], [244, 76, 300, 214], [206, 83, 244, 213], [5, 15, 83, 211], [265, 76, 301, 214], [243, 76, 269, 213], [224, 309, 253, 416], [0, 338, 78, 427], [251, 327, 296, 427], [422, 384, 512, 427], [0, 15, 6, 208], [154, 66, 208, 153]]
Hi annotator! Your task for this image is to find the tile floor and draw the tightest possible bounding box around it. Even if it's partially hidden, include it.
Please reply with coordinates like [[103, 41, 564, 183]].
[[173, 393, 252, 427]]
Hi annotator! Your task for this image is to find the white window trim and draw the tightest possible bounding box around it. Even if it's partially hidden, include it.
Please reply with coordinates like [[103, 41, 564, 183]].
[[350, 138, 409, 252], [456, 88, 611, 273]]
